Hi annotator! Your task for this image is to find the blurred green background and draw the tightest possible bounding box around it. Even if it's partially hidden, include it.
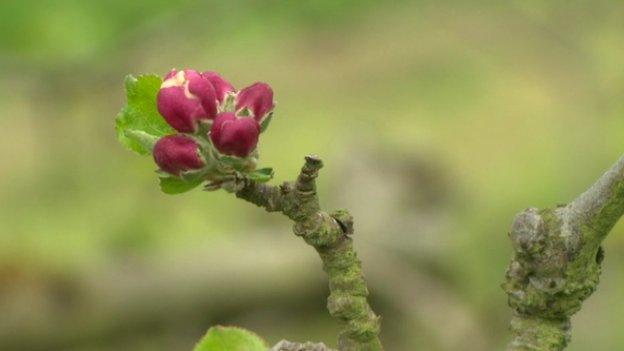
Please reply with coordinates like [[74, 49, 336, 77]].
[[1, 1, 624, 350]]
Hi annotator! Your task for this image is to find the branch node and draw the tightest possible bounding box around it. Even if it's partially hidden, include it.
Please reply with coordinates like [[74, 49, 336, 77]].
[[279, 182, 293, 195], [304, 154, 324, 169], [330, 209, 354, 235]]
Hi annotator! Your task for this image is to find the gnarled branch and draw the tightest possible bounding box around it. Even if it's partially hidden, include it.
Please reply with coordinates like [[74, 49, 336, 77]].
[[233, 155, 383, 351], [504, 155, 624, 350]]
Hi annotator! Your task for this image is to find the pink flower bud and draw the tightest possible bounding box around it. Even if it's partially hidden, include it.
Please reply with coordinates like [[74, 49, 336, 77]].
[[202, 71, 236, 103], [210, 112, 260, 158], [163, 69, 178, 80], [235, 82, 274, 122], [153, 135, 205, 176], [157, 69, 218, 133]]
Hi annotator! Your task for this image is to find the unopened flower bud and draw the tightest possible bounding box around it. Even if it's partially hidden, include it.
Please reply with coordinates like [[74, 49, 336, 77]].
[[235, 82, 274, 122], [153, 135, 205, 176], [202, 71, 235, 103], [210, 112, 260, 158], [157, 69, 218, 133]]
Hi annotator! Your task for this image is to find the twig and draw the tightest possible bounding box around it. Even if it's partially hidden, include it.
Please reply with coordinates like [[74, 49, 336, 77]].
[[235, 155, 383, 351]]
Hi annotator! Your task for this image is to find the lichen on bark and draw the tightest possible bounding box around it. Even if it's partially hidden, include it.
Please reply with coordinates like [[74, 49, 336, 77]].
[[271, 340, 336, 351], [504, 156, 624, 350], [231, 155, 383, 351]]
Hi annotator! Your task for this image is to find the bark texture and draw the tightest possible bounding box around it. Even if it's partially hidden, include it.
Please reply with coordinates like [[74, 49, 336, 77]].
[[271, 340, 336, 351], [231, 155, 383, 351], [504, 156, 624, 350]]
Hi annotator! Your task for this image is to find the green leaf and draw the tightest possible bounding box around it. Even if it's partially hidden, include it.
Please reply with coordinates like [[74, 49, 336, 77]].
[[219, 155, 241, 166], [192, 326, 267, 351], [159, 176, 203, 195], [116, 74, 174, 155], [248, 168, 274, 183], [259, 112, 273, 133], [123, 129, 160, 153]]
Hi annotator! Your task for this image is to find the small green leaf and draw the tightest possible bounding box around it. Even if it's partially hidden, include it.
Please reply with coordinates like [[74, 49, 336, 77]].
[[193, 326, 267, 351], [159, 176, 203, 195], [116, 74, 174, 155], [248, 168, 274, 183], [259, 112, 273, 133]]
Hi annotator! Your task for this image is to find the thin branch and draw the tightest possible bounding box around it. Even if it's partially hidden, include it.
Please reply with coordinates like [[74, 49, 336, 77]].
[[504, 155, 624, 350], [566, 155, 624, 241], [235, 155, 383, 351]]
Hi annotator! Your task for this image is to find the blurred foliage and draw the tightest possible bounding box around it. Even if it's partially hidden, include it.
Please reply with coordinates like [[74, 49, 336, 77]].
[[192, 326, 267, 351], [1, 0, 624, 350]]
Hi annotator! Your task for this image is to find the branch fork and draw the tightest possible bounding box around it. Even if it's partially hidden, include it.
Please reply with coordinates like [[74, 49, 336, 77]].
[[504, 156, 624, 350]]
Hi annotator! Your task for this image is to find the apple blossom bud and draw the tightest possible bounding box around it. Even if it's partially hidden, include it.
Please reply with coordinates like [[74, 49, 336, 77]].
[[235, 82, 274, 122], [157, 69, 218, 133], [202, 71, 235, 103], [210, 112, 260, 158], [153, 135, 205, 176], [163, 69, 178, 80]]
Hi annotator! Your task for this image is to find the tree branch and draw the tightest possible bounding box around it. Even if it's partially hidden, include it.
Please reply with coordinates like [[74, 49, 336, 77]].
[[566, 155, 624, 242], [234, 155, 383, 351], [271, 340, 336, 351], [504, 155, 624, 350]]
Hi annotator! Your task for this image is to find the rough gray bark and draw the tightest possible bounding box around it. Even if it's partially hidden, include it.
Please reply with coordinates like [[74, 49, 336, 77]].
[[504, 155, 624, 350], [231, 155, 383, 351], [271, 340, 336, 351]]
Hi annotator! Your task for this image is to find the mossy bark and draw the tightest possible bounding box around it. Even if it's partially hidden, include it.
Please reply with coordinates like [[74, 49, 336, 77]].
[[271, 340, 336, 351], [504, 156, 624, 350], [233, 156, 383, 351]]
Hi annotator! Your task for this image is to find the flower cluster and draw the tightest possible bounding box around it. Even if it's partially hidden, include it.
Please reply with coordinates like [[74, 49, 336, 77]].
[[152, 69, 274, 178]]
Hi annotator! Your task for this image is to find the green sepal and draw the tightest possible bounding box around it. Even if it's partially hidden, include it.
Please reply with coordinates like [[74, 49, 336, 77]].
[[247, 167, 274, 183], [192, 326, 267, 351], [196, 120, 213, 137], [216, 153, 258, 173], [259, 112, 273, 133], [238, 107, 252, 117], [180, 168, 209, 183], [221, 93, 236, 112], [219, 155, 241, 167], [158, 175, 203, 195]]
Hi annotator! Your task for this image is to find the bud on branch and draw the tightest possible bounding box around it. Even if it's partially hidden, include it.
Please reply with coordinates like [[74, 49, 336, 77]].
[[153, 135, 205, 176], [236, 82, 275, 124], [116, 70, 382, 350], [210, 112, 260, 158], [157, 69, 219, 133]]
